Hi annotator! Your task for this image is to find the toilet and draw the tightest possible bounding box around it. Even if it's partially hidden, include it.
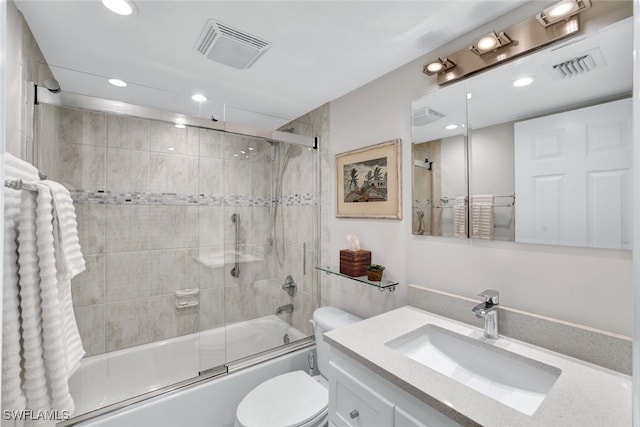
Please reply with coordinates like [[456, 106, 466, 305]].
[[235, 307, 361, 427]]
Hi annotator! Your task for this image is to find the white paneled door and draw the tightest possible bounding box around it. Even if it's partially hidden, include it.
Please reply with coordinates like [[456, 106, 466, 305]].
[[514, 98, 632, 249]]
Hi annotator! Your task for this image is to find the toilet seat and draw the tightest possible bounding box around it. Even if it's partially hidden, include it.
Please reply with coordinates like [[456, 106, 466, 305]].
[[236, 371, 328, 427]]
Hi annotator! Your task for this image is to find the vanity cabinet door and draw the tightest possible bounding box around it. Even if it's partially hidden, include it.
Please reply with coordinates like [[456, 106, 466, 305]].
[[395, 407, 428, 427], [329, 360, 394, 427]]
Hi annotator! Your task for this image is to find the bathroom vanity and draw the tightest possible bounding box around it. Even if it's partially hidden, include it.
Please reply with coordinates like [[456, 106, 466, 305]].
[[324, 306, 631, 426]]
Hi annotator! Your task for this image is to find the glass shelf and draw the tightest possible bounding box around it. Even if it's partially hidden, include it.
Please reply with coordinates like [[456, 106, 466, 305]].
[[315, 266, 398, 292]]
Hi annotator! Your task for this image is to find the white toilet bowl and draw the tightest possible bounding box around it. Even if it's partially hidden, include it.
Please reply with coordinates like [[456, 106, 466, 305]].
[[235, 371, 328, 427], [234, 307, 361, 427]]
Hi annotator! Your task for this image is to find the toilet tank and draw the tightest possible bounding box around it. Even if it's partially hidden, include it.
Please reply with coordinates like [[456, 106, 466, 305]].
[[312, 307, 361, 377]]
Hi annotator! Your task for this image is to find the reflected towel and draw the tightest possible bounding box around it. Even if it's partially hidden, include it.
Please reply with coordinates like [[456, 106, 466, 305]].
[[471, 194, 495, 240], [453, 196, 467, 238]]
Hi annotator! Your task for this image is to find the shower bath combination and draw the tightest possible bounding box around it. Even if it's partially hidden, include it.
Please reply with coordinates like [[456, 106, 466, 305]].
[[29, 87, 321, 422]]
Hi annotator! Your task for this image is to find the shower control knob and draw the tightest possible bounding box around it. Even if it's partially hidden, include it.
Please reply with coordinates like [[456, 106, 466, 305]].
[[350, 409, 359, 419]]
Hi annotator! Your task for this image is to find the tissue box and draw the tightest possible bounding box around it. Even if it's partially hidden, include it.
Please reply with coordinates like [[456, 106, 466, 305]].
[[339, 250, 371, 277]]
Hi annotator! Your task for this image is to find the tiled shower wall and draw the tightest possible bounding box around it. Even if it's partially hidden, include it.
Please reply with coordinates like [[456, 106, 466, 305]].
[[37, 103, 320, 357]]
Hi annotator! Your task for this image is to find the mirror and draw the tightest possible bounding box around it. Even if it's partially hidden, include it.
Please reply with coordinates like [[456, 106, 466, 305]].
[[467, 17, 632, 249], [411, 84, 468, 237], [411, 17, 633, 249]]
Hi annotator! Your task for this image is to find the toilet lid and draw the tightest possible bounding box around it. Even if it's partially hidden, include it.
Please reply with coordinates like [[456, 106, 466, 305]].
[[236, 371, 328, 427]]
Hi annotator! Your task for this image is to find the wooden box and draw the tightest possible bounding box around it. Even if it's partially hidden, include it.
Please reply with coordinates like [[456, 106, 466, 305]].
[[339, 249, 371, 277]]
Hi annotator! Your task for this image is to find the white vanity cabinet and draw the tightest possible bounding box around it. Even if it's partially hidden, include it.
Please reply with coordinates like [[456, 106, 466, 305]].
[[329, 349, 460, 427]]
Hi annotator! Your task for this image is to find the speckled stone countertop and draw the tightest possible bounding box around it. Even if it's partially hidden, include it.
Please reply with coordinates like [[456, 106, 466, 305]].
[[323, 306, 632, 427]]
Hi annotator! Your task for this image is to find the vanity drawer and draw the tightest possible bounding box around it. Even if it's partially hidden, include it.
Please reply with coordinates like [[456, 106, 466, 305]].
[[329, 360, 394, 427]]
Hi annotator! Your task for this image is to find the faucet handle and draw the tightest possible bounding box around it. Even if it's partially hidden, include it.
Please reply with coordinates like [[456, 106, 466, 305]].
[[478, 289, 499, 305]]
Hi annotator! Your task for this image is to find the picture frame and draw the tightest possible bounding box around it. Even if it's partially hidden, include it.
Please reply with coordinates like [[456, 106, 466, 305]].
[[336, 138, 402, 219]]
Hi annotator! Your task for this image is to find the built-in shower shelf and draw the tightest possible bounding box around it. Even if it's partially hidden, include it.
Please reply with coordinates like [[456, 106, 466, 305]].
[[315, 266, 398, 292]]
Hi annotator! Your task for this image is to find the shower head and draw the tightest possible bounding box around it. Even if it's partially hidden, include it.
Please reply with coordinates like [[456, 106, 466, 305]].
[[265, 139, 280, 146]]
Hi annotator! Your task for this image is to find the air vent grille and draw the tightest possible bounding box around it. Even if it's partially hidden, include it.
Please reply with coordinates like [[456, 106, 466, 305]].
[[549, 48, 605, 79], [412, 107, 446, 127], [216, 23, 270, 50], [194, 19, 271, 69]]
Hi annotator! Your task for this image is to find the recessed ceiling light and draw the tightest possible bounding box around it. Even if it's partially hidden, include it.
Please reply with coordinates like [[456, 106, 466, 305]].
[[101, 0, 136, 16], [512, 76, 536, 87], [191, 94, 207, 102], [174, 124, 186, 129], [444, 124, 458, 130], [108, 78, 127, 87], [168, 147, 176, 151], [248, 147, 254, 151], [467, 93, 473, 100]]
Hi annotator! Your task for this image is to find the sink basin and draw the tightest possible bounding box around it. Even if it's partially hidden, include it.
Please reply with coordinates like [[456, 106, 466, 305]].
[[385, 324, 561, 415]]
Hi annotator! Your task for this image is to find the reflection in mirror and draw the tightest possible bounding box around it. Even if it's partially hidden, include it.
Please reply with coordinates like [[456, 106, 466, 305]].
[[411, 84, 467, 237], [467, 17, 632, 249]]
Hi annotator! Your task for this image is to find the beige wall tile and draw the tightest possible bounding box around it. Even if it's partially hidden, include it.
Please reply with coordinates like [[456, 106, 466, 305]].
[[107, 115, 149, 150], [106, 148, 149, 192], [199, 128, 222, 158], [71, 254, 105, 307], [149, 249, 199, 296], [149, 153, 198, 195], [198, 206, 224, 247], [60, 107, 106, 146], [150, 121, 188, 154], [105, 251, 151, 302], [199, 288, 225, 330], [105, 205, 149, 252], [74, 305, 105, 356], [148, 206, 198, 249], [105, 299, 149, 351], [198, 157, 223, 195], [75, 204, 105, 255], [58, 142, 106, 190]]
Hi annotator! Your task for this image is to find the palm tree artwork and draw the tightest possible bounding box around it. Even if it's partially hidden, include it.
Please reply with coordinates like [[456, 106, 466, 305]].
[[343, 156, 388, 203]]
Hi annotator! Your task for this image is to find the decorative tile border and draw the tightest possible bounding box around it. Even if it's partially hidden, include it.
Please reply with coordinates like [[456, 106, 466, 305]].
[[70, 191, 320, 207]]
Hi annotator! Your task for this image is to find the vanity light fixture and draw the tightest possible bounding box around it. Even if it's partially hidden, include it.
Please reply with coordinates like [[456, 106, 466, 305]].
[[536, 0, 591, 27], [108, 78, 127, 87], [470, 31, 513, 56], [512, 76, 536, 87], [422, 58, 456, 76], [444, 124, 459, 130], [101, 0, 136, 16], [191, 93, 207, 102]]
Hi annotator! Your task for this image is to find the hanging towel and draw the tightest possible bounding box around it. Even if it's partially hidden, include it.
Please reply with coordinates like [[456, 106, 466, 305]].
[[470, 194, 495, 240], [3, 153, 85, 421], [40, 180, 86, 376], [2, 154, 39, 413], [452, 196, 467, 238]]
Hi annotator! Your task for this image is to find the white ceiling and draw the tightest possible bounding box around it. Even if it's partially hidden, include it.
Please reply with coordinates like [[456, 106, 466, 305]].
[[15, 0, 527, 130]]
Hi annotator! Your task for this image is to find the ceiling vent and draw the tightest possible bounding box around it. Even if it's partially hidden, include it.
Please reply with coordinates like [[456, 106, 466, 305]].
[[194, 19, 271, 70], [548, 48, 605, 80], [412, 107, 445, 127]]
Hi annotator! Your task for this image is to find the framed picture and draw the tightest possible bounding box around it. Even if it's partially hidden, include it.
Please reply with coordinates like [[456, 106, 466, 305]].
[[336, 138, 402, 219]]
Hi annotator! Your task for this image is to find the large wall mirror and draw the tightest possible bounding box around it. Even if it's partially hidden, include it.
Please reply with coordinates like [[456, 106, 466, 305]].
[[411, 84, 467, 237], [412, 17, 632, 249]]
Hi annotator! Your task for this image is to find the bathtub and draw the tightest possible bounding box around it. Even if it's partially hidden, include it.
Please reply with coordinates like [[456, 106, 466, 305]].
[[69, 315, 306, 417]]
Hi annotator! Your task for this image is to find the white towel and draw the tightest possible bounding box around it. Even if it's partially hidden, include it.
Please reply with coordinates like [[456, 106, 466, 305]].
[[470, 194, 495, 240], [40, 180, 86, 376], [3, 154, 85, 420], [452, 196, 467, 238], [3, 154, 40, 412]]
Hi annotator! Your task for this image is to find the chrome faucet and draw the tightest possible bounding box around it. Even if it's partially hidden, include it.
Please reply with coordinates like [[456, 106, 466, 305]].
[[472, 290, 499, 339], [276, 304, 294, 315]]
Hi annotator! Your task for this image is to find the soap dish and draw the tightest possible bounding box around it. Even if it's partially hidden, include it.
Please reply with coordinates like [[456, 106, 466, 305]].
[[175, 288, 199, 308]]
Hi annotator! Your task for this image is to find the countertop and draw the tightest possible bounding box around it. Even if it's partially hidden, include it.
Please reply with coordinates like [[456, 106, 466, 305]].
[[323, 306, 632, 426]]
